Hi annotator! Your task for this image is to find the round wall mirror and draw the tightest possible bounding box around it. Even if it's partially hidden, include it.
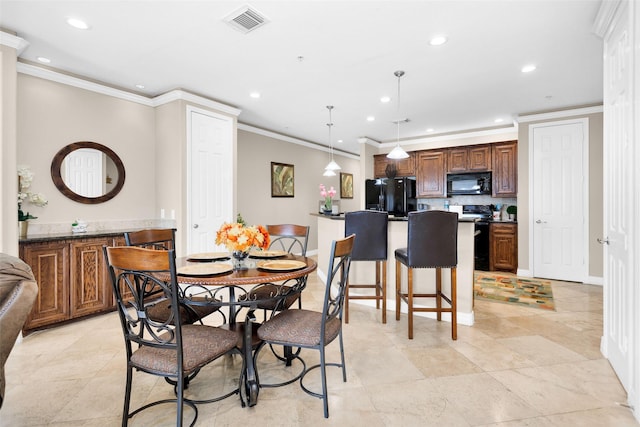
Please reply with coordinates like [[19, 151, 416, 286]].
[[51, 141, 126, 204]]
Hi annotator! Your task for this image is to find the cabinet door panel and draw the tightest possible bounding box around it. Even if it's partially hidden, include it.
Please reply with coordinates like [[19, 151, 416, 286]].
[[21, 242, 70, 329], [469, 145, 491, 170], [447, 149, 468, 172], [70, 238, 112, 317], [492, 141, 517, 197], [490, 223, 518, 273], [417, 150, 446, 197]]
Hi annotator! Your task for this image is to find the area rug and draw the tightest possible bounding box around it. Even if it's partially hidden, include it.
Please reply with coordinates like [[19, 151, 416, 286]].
[[474, 271, 555, 311]]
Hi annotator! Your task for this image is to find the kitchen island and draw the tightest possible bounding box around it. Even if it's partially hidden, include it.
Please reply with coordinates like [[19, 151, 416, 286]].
[[314, 213, 476, 326]]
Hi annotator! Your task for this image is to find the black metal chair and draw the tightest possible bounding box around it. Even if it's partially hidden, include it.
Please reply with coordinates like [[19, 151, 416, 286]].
[[249, 224, 310, 315], [344, 210, 388, 323], [124, 229, 221, 325], [243, 224, 311, 384], [103, 246, 239, 427], [256, 234, 355, 418], [395, 210, 458, 340]]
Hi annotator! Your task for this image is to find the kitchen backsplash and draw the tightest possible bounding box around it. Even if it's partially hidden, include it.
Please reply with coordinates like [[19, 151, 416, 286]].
[[417, 195, 517, 211]]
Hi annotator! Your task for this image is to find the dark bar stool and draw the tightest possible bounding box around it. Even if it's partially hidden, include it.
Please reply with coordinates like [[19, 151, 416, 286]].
[[344, 210, 388, 323], [395, 210, 458, 340]]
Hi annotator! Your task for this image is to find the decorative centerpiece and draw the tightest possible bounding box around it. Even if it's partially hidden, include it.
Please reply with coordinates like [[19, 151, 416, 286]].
[[18, 165, 48, 238], [319, 184, 336, 214], [216, 220, 270, 270]]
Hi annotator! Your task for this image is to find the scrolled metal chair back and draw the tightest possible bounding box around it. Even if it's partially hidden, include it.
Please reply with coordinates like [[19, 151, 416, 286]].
[[322, 234, 355, 323], [267, 224, 310, 256], [104, 246, 182, 354]]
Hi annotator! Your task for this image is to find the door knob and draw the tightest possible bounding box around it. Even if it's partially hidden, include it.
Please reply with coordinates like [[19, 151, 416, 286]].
[[535, 219, 547, 224], [193, 224, 199, 229], [597, 237, 610, 245]]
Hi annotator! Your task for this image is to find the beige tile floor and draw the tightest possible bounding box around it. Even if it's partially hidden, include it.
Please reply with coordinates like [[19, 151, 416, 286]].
[[3, 271, 638, 426]]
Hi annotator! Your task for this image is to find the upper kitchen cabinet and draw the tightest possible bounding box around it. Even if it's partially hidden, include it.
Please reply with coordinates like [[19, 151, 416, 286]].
[[416, 150, 446, 198], [447, 145, 491, 172], [374, 152, 416, 178], [492, 141, 517, 197]]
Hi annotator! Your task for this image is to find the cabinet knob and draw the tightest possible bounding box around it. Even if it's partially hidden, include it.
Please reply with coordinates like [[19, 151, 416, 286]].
[[597, 237, 610, 245], [535, 219, 547, 224], [193, 224, 199, 229]]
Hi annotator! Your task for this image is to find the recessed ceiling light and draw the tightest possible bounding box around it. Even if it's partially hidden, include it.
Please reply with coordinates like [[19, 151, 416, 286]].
[[37, 56, 51, 63], [494, 118, 504, 123], [250, 92, 261, 98], [429, 36, 448, 46], [366, 116, 375, 122], [337, 139, 343, 143], [380, 96, 391, 103], [426, 128, 434, 133], [521, 64, 536, 73], [135, 84, 145, 90], [67, 18, 90, 30]]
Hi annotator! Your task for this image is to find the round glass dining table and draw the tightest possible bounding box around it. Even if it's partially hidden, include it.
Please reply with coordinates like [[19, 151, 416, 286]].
[[171, 253, 317, 407]]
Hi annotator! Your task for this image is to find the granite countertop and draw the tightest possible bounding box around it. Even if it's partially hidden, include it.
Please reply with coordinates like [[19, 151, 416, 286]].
[[311, 212, 478, 223], [19, 227, 147, 243]]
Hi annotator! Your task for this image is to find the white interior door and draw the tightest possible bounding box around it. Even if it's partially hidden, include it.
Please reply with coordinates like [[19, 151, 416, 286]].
[[187, 107, 233, 253], [601, 0, 634, 395], [531, 120, 587, 282]]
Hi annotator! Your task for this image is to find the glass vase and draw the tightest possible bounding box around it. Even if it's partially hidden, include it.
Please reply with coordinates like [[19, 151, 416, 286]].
[[232, 250, 250, 270]]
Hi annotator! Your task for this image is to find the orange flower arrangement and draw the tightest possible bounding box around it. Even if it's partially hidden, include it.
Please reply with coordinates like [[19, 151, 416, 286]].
[[215, 222, 270, 253]]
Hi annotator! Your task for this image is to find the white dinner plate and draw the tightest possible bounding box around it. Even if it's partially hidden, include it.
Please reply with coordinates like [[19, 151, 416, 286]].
[[248, 250, 288, 259], [177, 263, 233, 277], [257, 260, 307, 271], [186, 252, 230, 262]]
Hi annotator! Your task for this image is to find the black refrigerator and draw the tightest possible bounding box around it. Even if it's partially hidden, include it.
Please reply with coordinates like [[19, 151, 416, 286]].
[[365, 177, 417, 217]]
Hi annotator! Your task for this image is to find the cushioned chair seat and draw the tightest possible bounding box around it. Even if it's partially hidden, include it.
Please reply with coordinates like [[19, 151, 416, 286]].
[[146, 297, 220, 325], [258, 309, 341, 347], [130, 325, 238, 374]]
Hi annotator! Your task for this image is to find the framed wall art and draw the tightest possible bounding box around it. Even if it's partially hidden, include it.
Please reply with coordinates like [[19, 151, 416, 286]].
[[340, 172, 353, 199], [271, 162, 294, 197]]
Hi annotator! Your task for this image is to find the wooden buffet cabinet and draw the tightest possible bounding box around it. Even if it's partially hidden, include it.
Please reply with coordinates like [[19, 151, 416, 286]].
[[489, 222, 518, 273], [19, 231, 126, 334]]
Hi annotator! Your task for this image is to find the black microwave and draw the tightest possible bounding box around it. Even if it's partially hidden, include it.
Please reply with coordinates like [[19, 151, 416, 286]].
[[447, 171, 492, 195]]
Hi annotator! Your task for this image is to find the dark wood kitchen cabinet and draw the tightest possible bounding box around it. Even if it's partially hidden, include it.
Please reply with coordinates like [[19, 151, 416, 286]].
[[490, 222, 517, 273], [447, 145, 491, 172], [416, 149, 446, 197], [20, 233, 125, 333], [492, 141, 517, 197], [374, 152, 416, 178]]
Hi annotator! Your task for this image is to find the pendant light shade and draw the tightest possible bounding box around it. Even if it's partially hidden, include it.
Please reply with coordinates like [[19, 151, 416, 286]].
[[387, 144, 410, 159], [387, 70, 410, 160], [324, 105, 341, 172]]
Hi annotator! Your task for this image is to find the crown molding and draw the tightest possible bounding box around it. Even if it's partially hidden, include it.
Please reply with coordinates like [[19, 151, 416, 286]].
[[16, 62, 240, 116], [18, 62, 155, 105], [379, 124, 519, 148], [517, 105, 603, 123], [238, 123, 359, 159], [152, 90, 241, 117], [0, 31, 29, 55]]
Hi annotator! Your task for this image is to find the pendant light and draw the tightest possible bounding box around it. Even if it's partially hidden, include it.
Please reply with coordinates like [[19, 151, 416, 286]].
[[387, 70, 410, 160], [323, 105, 341, 175]]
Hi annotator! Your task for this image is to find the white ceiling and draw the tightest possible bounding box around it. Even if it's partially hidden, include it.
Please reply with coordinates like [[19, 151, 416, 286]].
[[0, 0, 603, 155]]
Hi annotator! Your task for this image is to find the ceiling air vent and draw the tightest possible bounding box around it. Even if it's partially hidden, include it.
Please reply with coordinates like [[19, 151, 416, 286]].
[[224, 5, 269, 34]]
